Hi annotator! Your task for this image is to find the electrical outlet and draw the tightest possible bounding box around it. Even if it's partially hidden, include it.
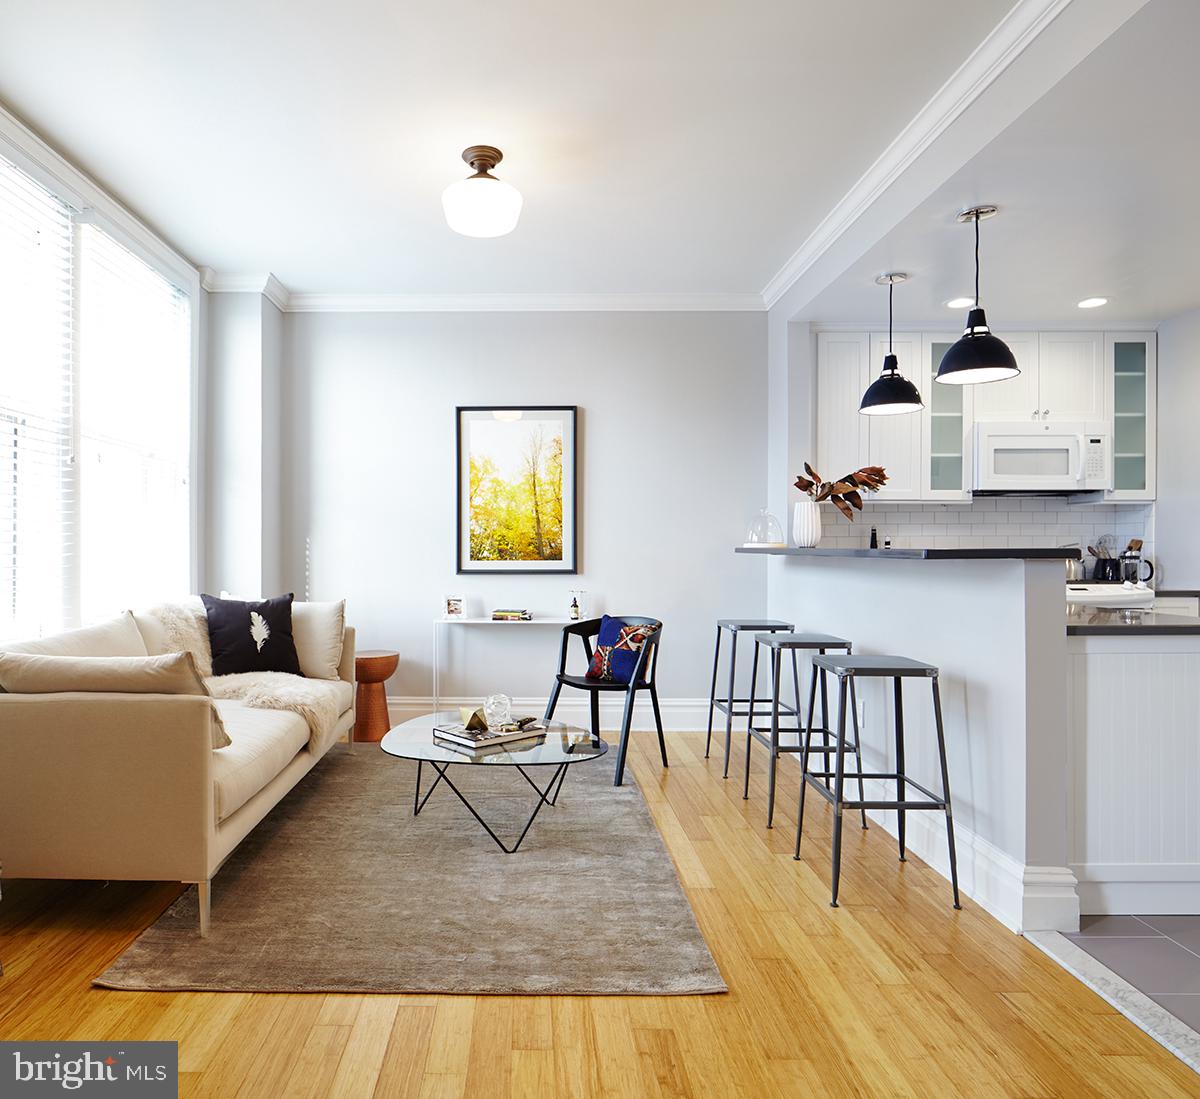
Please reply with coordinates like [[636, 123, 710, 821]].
[[857, 700, 866, 728]]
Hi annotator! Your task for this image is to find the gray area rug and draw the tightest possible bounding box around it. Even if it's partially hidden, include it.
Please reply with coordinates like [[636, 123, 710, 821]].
[[96, 746, 725, 995]]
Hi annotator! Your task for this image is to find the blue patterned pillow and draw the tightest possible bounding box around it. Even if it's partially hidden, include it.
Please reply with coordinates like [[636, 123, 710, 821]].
[[586, 616, 657, 684]]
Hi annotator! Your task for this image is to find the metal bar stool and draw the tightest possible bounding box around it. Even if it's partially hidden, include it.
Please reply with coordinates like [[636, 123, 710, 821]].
[[746, 632, 868, 830], [795, 654, 961, 910], [705, 619, 798, 780]]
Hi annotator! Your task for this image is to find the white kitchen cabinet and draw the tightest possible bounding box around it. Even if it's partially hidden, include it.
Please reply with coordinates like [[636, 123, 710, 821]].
[[867, 333, 923, 500], [1154, 596, 1199, 617], [815, 332, 869, 481], [922, 335, 974, 500], [814, 328, 1151, 504], [1104, 332, 1156, 501], [1038, 332, 1105, 421], [969, 332, 1040, 421]]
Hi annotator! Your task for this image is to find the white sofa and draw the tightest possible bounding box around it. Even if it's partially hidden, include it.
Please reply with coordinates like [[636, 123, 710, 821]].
[[0, 609, 355, 934]]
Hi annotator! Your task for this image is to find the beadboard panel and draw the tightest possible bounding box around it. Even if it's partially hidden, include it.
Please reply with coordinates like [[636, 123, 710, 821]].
[[1067, 636, 1200, 912]]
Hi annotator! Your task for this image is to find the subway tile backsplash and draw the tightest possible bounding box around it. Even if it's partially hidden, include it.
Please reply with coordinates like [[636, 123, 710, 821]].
[[816, 498, 1153, 561]]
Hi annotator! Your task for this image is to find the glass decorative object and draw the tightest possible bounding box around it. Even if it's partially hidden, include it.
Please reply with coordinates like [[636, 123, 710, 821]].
[[483, 693, 513, 729], [743, 508, 786, 549]]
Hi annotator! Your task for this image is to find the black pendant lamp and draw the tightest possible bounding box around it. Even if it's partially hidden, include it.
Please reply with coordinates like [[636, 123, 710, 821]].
[[936, 204, 1019, 384], [860, 272, 923, 415]]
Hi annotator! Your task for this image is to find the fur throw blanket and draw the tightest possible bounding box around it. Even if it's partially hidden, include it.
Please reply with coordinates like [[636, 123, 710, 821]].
[[206, 672, 343, 749], [147, 597, 213, 677]]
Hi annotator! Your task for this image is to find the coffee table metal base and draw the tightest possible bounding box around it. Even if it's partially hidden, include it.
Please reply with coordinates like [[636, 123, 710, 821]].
[[413, 760, 570, 853]]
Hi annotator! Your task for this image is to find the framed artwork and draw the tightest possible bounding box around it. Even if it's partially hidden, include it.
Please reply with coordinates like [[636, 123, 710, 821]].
[[456, 406, 577, 574]]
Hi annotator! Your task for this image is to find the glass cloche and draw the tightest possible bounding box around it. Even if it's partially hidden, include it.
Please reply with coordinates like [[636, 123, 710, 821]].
[[743, 508, 786, 548]]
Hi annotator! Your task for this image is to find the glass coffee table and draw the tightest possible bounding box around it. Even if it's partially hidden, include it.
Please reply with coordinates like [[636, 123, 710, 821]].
[[380, 711, 609, 853]]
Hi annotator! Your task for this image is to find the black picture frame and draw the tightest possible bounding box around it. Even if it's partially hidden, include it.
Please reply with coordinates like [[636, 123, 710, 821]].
[[456, 405, 578, 575]]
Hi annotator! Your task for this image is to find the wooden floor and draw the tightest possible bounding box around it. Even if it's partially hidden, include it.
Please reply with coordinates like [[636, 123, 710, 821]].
[[2, 731, 1197, 1098]]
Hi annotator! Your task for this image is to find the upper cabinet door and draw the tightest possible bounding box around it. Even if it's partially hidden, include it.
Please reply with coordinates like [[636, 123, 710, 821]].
[[1037, 332, 1105, 421], [816, 332, 869, 484], [969, 331, 1040, 422], [922, 335, 974, 500], [1105, 332, 1156, 501], [867, 333, 922, 500]]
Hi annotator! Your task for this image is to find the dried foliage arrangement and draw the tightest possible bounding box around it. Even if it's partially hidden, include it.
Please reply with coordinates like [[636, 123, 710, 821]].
[[794, 463, 888, 521]]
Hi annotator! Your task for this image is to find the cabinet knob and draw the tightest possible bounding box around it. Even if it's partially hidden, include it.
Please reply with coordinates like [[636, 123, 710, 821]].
[[1032, 410, 1039, 419], [1043, 409, 1049, 416]]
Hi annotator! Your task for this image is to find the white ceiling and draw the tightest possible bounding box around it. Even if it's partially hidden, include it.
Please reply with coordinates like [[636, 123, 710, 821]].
[[799, 0, 1200, 328], [0, 0, 1012, 296]]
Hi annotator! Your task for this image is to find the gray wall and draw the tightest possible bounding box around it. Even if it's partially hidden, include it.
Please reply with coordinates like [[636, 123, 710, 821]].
[[280, 311, 768, 702], [1156, 307, 1200, 588]]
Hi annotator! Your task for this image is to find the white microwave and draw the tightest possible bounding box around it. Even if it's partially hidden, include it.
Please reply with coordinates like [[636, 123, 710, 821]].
[[973, 422, 1110, 493]]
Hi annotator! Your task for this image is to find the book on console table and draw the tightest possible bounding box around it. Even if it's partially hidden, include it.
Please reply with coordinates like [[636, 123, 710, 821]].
[[491, 608, 532, 621], [433, 721, 546, 750]]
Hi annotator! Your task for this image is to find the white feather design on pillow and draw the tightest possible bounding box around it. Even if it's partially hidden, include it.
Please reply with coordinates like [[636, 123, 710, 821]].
[[249, 611, 271, 652]]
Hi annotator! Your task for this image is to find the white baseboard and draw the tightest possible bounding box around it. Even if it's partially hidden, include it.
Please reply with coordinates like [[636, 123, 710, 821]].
[[387, 695, 711, 733], [1072, 863, 1200, 915], [858, 778, 1078, 933]]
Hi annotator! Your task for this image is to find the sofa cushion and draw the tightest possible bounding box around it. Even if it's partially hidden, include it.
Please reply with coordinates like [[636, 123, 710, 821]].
[[212, 700, 309, 822], [1, 611, 149, 659], [218, 594, 346, 681], [0, 651, 231, 748], [292, 600, 346, 680], [328, 677, 353, 716], [202, 593, 302, 677]]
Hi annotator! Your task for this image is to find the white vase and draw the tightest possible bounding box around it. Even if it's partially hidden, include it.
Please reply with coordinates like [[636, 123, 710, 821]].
[[792, 499, 822, 548]]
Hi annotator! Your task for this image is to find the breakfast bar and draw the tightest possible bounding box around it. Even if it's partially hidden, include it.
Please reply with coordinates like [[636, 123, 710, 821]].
[[738, 543, 1200, 929]]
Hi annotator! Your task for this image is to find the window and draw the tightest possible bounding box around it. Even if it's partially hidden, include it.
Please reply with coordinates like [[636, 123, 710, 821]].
[[0, 153, 192, 639]]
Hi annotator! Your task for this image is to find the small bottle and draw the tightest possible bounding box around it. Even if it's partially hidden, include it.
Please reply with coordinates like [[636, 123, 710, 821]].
[[569, 596, 580, 621], [883, 537, 892, 551], [869, 526, 878, 549]]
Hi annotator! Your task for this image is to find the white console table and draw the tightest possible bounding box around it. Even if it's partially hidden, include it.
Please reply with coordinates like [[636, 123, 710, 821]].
[[432, 617, 573, 713]]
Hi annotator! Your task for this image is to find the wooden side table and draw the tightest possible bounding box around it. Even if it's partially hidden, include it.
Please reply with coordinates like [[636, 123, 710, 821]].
[[354, 649, 399, 742]]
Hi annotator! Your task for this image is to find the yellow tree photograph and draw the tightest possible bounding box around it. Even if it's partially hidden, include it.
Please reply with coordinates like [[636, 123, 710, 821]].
[[456, 406, 577, 573]]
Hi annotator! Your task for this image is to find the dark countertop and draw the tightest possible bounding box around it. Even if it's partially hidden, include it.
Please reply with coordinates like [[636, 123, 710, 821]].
[[1067, 609, 1200, 635], [735, 546, 1081, 561]]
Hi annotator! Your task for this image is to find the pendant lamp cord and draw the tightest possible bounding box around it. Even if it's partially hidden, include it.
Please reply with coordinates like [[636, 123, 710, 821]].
[[974, 212, 981, 307], [888, 280, 893, 356]]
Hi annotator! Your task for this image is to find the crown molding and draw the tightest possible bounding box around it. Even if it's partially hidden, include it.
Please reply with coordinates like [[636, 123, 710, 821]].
[[199, 269, 291, 311], [761, 0, 1073, 309], [284, 291, 765, 313]]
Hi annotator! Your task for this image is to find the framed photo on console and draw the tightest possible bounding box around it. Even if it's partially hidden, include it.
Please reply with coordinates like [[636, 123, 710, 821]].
[[456, 405, 577, 574]]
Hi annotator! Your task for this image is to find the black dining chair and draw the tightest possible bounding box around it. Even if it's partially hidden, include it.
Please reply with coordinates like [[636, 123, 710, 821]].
[[543, 616, 667, 787]]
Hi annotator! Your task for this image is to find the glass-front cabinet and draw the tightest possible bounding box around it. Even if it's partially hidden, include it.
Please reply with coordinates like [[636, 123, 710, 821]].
[[1105, 333, 1156, 500], [921, 336, 975, 500]]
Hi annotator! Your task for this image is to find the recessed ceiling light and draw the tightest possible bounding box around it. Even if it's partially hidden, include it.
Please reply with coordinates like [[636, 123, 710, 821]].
[[1077, 297, 1108, 309], [945, 297, 975, 309]]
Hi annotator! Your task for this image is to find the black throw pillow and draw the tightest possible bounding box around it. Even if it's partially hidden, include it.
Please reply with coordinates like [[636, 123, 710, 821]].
[[201, 593, 303, 677]]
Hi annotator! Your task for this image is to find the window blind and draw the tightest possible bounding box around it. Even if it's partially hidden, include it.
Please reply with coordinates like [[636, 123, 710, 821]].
[[0, 155, 74, 639], [78, 224, 191, 622]]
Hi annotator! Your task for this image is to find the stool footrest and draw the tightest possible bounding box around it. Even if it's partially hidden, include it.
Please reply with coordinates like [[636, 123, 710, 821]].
[[713, 698, 801, 719], [803, 771, 945, 805]]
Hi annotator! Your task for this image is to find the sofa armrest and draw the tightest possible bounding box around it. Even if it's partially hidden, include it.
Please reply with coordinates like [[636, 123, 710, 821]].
[[0, 692, 215, 881], [339, 626, 356, 685]]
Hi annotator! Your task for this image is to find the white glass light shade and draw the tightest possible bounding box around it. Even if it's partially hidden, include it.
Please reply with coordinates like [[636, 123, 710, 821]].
[[442, 176, 523, 237]]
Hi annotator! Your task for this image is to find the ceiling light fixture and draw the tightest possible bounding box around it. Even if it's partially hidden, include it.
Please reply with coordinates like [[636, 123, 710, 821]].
[[936, 205, 1020, 385], [860, 273, 924, 415], [1077, 297, 1108, 309], [945, 297, 975, 309], [442, 145, 523, 238]]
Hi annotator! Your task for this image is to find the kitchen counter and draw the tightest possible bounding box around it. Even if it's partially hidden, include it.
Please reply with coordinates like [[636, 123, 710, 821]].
[[1066, 608, 1200, 635], [736, 545, 1080, 561]]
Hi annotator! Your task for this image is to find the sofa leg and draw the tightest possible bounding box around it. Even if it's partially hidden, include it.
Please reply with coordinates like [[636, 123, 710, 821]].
[[196, 879, 211, 937]]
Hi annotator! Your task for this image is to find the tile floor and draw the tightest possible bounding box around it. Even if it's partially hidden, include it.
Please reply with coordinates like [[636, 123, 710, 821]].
[[1068, 915, 1200, 1031]]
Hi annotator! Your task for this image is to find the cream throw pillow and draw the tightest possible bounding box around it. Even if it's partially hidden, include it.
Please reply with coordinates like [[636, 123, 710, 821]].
[[1, 610, 149, 658], [0, 651, 231, 748]]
